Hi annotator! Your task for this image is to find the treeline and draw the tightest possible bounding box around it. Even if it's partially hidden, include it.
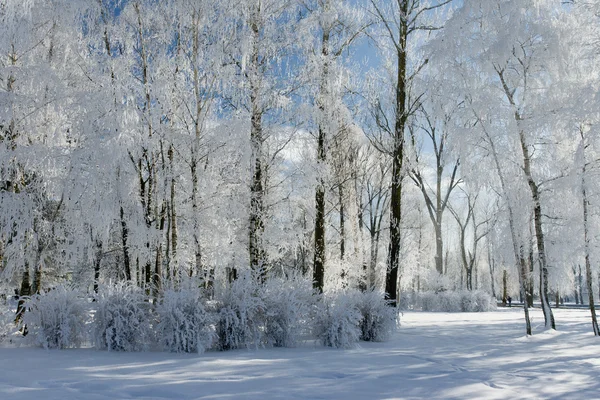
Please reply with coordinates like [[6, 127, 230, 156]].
[[1, 0, 600, 334]]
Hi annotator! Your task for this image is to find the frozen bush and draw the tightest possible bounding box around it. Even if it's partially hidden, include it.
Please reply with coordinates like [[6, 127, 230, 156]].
[[412, 290, 496, 312], [156, 289, 215, 353], [398, 291, 416, 311], [261, 274, 315, 348], [93, 282, 152, 352], [22, 285, 89, 349], [356, 290, 398, 342], [0, 306, 16, 344], [461, 293, 477, 312], [313, 291, 361, 349], [214, 274, 264, 350], [472, 291, 497, 312]]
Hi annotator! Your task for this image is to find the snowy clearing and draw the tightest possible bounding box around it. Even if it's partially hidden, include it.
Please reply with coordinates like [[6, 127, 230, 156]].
[[1, 308, 599, 400]]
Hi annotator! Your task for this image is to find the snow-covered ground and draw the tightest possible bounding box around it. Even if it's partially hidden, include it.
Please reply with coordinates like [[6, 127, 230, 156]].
[[1, 308, 599, 400]]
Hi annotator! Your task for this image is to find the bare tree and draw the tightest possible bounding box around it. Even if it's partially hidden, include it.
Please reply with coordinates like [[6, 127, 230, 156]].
[[410, 107, 460, 275], [369, 0, 452, 305], [449, 190, 490, 291]]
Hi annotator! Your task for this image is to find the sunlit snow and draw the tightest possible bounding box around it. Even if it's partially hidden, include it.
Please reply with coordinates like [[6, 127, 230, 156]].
[[1, 308, 598, 399]]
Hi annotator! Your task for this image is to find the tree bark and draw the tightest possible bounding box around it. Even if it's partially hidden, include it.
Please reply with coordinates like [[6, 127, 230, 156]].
[[313, 15, 331, 293], [385, 0, 409, 306], [487, 238, 496, 298], [581, 135, 599, 335], [248, 14, 266, 282], [120, 206, 132, 281], [518, 129, 555, 330], [94, 238, 102, 293], [15, 267, 31, 325]]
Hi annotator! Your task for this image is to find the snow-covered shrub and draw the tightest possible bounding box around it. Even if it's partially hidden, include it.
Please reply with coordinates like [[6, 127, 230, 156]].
[[261, 274, 315, 347], [356, 290, 398, 342], [413, 290, 496, 312], [470, 291, 497, 312], [398, 290, 416, 311], [0, 305, 16, 344], [22, 285, 89, 349], [156, 289, 215, 353], [313, 291, 361, 349], [421, 291, 462, 312], [92, 283, 152, 352], [214, 274, 264, 350]]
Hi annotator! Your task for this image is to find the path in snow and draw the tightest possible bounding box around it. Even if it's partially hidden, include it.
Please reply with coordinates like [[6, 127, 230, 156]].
[[1, 308, 599, 399]]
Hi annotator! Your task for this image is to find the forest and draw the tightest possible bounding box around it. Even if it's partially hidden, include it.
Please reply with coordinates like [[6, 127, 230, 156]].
[[1, 0, 600, 353]]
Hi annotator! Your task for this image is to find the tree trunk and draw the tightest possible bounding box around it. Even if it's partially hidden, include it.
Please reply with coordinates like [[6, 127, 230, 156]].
[[120, 206, 132, 281], [578, 265, 584, 305], [313, 20, 331, 293], [581, 148, 599, 334], [487, 239, 496, 298], [94, 237, 102, 294], [527, 242, 534, 307], [386, 0, 409, 306], [434, 219, 443, 275], [517, 129, 555, 330], [248, 17, 266, 281], [575, 267, 580, 304], [518, 251, 532, 335], [482, 122, 531, 333], [502, 269, 507, 305], [169, 145, 177, 281], [339, 184, 345, 260], [314, 164, 326, 292], [15, 267, 31, 326]]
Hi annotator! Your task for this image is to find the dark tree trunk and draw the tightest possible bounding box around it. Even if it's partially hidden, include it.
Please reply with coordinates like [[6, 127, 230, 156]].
[[575, 267, 580, 305], [120, 206, 132, 281], [15, 267, 31, 329], [313, 160, 326, 292], [339, 185, 345, 261], [487, 240, 496, 298], [386, 0, 409, 306], [518, 129, 555, 329], [519, 252, 532, 335], [502, 270, 508, 306], [527, 243, 534, 307], [94, 238, 102, 294], [339, 184, 346, 285], [313, 21, 330, 293], [248, 18, 266, 282]]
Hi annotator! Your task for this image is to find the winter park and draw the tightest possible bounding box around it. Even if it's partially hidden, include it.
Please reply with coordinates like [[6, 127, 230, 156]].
[[2, 0, 600, 399]]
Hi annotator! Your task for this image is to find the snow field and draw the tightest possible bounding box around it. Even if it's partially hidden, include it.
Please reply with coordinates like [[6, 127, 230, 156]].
[[1, 308, 599, 399]]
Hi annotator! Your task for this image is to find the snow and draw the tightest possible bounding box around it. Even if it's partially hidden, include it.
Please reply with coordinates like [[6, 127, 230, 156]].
[[1, 308, 599, 399]]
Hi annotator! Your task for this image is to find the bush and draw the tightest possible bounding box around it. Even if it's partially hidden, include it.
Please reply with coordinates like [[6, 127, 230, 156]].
[[22, 285, 89, 349], [472, 291, 496, 312], [0, 306, 16, 344], [356, 290, 398, 342], [313, 291, 361, 349], [261, 274, 315, 348], [92, 283, 152, 352], [214, 274, 264, 350], [156, 289, 215, 353], [412, 290, 496, 312]]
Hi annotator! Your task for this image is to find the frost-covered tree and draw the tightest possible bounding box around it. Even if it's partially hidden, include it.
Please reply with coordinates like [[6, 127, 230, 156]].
[[409, 100, 461, 276], [368, 0, 452, 305]]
